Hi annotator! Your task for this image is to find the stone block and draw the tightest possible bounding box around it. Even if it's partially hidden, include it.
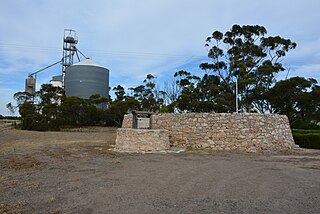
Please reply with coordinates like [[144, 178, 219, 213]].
[[115, 128, 170, 152]]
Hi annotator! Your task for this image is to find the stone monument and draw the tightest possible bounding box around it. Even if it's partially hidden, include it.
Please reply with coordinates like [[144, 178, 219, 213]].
[[115, 111, 170, 152]]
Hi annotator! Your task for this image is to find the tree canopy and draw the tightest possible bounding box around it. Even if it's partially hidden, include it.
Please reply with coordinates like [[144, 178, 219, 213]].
[[200, 24, 297, 112]]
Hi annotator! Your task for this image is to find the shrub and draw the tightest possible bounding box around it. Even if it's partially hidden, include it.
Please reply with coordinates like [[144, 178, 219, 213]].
[[292, 129, 320, 149]]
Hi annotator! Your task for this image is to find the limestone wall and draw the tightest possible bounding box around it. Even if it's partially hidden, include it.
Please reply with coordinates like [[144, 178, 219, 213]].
[[115, 128, 170, 152], [122, 113, 296, 152]]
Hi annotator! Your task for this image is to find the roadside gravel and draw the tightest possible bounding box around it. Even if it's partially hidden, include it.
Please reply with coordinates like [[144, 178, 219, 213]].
[[1, 125, 320, 213]]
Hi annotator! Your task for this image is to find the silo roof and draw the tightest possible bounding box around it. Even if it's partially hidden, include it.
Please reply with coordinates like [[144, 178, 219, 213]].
[[72, 58, 105, 68]]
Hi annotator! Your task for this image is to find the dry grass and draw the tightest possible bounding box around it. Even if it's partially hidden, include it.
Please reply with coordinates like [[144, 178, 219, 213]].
[[0, 201, 26, 214], [0, 155, 46, 170], [0, 126, 117, 153]]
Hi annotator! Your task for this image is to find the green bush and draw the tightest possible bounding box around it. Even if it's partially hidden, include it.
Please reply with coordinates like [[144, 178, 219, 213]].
[[293, 129, 320, 134], [292, 129, 320, 149], [291, 119, 320, 130]]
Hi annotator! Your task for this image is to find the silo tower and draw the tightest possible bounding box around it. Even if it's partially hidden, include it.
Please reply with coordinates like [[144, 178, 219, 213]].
[[62, 29, 78, 74], [24, 29, 110, 100]]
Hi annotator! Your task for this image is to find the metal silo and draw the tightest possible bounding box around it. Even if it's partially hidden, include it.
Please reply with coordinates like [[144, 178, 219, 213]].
[[25, 76, 36, 95], [64, 58, 109, 99]]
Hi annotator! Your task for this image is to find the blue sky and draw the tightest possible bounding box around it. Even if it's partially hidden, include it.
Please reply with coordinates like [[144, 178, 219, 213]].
[[1, 0, 320, 115]]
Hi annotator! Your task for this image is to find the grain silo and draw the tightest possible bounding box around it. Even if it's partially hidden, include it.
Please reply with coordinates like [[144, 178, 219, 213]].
[[64, 58, 109, 99], [25, 76, 36, 95], [50, 75, 63, 88]]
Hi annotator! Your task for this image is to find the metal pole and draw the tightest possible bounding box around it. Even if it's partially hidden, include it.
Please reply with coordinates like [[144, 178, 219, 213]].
[[235, 77, 238, 113]]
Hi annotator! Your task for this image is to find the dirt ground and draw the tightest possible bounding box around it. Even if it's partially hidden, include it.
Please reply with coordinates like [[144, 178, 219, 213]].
[[1, 123, 320, 214]]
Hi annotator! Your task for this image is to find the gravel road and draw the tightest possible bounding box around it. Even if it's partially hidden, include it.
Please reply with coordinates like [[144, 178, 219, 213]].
[[1, 125, 320, 213]]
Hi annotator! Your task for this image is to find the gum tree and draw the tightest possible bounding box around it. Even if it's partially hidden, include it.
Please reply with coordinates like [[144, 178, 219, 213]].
[[200, 24, 297, 112]]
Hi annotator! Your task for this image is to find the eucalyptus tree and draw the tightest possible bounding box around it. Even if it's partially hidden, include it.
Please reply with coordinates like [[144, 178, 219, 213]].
[[200, 24, 296, 112], [269, 77, 319, 128], [129, 74, 165, 112]]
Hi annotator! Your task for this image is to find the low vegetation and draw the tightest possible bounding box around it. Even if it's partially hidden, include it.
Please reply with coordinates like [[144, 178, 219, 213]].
[[292, 129, 320, 149]]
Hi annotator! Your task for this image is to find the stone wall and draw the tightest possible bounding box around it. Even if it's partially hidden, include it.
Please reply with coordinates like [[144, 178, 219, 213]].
[[122, 113, 296, 152], [115, 128, 170, 152]]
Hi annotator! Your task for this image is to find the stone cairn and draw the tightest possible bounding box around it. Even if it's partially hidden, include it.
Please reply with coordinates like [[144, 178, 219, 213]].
[[120, 113, 297, 153]]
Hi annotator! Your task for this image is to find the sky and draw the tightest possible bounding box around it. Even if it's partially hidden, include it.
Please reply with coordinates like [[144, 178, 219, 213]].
[[0, 0, 320, 116]]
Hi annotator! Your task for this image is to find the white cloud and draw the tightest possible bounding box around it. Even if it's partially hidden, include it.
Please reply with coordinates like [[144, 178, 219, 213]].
[[290, 64, 320, 81]]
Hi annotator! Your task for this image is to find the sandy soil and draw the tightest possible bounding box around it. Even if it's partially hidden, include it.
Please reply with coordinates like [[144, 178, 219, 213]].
[[1, 124, 320, 214]]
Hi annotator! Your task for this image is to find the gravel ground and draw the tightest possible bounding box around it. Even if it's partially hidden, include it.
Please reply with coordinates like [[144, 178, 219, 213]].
[[1, 124, 320, 214]]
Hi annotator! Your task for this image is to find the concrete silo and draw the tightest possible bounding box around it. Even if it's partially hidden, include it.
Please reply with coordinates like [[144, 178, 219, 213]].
[[64, 58, 109, 99]]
